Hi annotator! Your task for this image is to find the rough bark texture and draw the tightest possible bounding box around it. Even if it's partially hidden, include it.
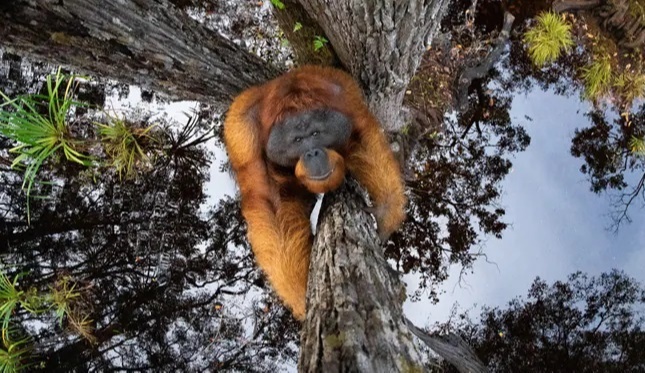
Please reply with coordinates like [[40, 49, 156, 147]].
[[271, 0, 338, 67], [596, 0, 645, 48], [295, 1, 488, 371], [0, 1, 279, 104], [299, 179, 423, 373], [298, 0, 450, 131]]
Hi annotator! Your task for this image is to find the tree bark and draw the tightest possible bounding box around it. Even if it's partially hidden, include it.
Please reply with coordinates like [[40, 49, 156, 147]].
[[0, 1, 279, 104], [271, 0, 338, 67], [299, 179, 424, 372], [297, 0, 450, 131], [552, 0, 601, 14], [296, 0, 487, 371], [298, 185, 490, 373]]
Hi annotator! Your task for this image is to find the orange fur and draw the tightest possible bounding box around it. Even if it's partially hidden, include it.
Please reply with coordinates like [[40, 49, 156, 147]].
[[223, 65, 406, 320]]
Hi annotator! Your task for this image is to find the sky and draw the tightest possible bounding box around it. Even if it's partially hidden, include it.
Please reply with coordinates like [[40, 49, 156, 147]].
[[108, 82, 644, 331], [404, 88, 645, 327]]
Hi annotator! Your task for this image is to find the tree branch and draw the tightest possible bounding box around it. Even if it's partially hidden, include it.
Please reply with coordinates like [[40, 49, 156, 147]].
[[406, 318, 488, 373], [456, 12, 515, 111]]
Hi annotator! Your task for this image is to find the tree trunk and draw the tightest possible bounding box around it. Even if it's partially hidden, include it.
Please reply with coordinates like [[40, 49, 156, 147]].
[[0, 0, 278, 103], [293, 0, 489, 371], [297, 0, 450, 130], [299, 179, 424, 372], [295, 1, 484, 372], [271, 0, 338, 66], [298, 184, 489, 373]]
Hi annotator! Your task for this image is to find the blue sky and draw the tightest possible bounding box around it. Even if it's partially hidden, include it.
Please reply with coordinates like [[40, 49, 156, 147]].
[[405, 88, 645, 327]]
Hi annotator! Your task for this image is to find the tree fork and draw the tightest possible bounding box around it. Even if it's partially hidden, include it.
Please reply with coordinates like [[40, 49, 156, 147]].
[[455, 12, 515, 112]]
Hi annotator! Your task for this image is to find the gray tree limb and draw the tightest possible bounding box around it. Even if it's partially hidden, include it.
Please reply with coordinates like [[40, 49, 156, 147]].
[[406, 318, 488, 373], [296, 0, 488, 371], [0, 0, 279, 104], [298, 177, 491, 373]]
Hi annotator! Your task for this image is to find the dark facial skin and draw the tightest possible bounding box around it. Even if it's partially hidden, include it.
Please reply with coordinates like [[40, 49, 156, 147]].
[[266, 109, 352, 178], [301, 148, 330, 179]]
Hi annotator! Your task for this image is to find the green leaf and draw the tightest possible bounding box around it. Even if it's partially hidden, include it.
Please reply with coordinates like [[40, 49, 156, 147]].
[[270, 0, 285, 10], [0, 67, 92, 222], [313, 35, 328, 51]]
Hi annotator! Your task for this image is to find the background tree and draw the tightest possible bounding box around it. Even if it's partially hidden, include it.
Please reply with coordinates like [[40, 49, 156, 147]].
[[493, 0, 645, 228], [433, 270, 645, 372]]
